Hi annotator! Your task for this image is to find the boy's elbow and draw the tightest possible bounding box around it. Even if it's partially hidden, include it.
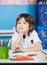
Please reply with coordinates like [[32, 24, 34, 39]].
[[36, 45, 41, 52], [35, 42, 42, 52], [38, 47, 41, 51]]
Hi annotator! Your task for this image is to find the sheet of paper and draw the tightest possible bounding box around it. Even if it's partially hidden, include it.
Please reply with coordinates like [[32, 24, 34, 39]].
[[9, 50, 37, 58]]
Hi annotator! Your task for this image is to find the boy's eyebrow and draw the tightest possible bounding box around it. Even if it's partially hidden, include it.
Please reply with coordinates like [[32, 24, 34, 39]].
[[17, 21, 26, 23]]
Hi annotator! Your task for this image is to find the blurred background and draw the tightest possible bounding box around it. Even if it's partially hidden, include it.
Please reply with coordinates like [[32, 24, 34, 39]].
[[0, 0, 47, 50]]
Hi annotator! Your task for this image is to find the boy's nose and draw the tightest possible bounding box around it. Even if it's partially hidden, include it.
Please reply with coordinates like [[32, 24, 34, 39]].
[[20, 24, 23, 26]]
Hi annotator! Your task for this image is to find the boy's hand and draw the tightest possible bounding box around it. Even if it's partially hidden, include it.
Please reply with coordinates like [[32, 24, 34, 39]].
[[15, 47, 20, 51], [15, 45, 23, 52], [18, 45, 25, 52]]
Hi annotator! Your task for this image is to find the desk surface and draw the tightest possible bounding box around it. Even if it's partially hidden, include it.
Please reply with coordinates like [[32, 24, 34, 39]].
[[0, 50, 47, 63]]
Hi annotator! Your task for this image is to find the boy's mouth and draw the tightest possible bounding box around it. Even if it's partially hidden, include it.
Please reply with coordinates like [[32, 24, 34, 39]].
[[19, 27, 24, 29]]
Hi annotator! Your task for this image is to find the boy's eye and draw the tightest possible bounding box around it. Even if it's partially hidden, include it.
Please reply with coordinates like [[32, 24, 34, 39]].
[[18, 22, 26, 24], [17, 22, 27, 24], [24, 22, 26, 24], [18, 22, 21, 24]]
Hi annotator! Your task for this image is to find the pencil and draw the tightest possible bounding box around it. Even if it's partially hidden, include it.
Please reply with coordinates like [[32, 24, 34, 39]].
[[8, 40, 10, 47]]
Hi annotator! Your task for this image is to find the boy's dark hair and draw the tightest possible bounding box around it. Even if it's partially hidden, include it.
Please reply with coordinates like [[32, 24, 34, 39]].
[[16, 13, 34, 33]]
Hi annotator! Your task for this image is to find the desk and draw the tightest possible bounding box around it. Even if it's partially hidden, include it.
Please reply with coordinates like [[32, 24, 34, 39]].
[[0, 50, 47, 63]]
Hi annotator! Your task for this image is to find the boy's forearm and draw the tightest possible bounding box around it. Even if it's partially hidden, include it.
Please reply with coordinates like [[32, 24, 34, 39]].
[[11, 34, 23, 51], [24, 46, 41, 52], [22, 42, 41, 52], [14, 33, 23, 44]]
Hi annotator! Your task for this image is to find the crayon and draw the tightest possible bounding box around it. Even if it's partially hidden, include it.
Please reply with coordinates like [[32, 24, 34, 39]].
[[8, 40, 10, 47], [28, 54, 37, 56]]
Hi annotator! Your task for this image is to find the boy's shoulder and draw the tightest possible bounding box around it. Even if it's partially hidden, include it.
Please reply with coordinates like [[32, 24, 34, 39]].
[[30, 30, 37, 35], [29, 30, 38, 38]]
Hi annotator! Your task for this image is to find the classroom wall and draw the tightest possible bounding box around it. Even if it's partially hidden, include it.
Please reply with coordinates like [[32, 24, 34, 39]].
[[0, 5, 36, 30], [37, 4, 47, 49]]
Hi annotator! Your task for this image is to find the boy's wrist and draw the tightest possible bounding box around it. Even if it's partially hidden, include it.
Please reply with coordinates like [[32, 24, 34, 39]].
[[18, 33, 23, 38]]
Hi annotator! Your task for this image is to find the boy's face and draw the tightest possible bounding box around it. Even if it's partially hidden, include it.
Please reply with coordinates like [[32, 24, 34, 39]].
[[16, 17, 29, 34]]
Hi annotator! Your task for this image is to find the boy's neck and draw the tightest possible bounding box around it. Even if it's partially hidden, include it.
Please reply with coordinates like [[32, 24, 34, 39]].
[[23, 35, 26, 39], [24, 30, 29, 36]]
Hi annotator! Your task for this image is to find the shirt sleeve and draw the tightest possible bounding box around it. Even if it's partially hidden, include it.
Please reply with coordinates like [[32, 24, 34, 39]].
[[32, 31, 42, 44], [11, 31, 18, 44]]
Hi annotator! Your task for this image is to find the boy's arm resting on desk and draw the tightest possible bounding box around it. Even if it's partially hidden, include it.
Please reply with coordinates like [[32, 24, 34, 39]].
[[19, 41, 41, 52]]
